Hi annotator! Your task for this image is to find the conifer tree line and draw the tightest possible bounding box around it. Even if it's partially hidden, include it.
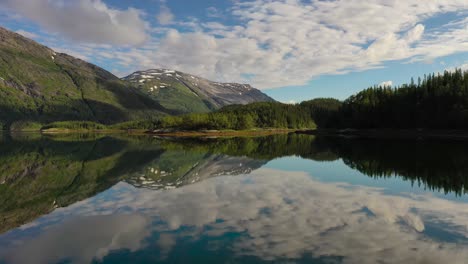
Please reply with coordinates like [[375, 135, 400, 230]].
[[157, 102, 317, 130], [151, 69, 468, 130], [332, 69, 468, 129]]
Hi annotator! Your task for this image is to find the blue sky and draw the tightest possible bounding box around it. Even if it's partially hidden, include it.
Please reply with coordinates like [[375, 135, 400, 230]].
[[1, 0, 468, 102]]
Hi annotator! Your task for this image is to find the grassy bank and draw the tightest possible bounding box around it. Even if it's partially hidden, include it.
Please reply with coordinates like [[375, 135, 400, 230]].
[[7, 120, 312, 137], [148, 128, 307, 137]]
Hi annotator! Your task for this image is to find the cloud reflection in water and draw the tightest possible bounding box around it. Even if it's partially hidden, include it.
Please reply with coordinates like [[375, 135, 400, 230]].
[[2, 168, 468, 264]]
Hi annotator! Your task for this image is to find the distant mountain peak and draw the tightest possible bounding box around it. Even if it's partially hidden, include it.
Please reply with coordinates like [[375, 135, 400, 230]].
[[123, 68, 274, 113]]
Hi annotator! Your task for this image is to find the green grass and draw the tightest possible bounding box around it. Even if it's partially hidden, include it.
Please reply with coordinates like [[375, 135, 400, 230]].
[[108, 119, 158, 130], [139, 79, 211, 114], [42, 121, 108, 131], [9, 121, 43, 131]]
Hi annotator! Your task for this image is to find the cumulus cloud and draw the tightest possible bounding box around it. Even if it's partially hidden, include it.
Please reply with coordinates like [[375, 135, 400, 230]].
[[379, 81, 393, 87], [10, 0, 468, 89], [4, 168, 468, 263], [156, 2, 174, 25], [147, 0, 468, 88], [2, 0, 148, 45]]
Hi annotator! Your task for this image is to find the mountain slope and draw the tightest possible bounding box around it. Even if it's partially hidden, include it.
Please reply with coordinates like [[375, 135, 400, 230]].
[[0, 27, 170, 127], [123, 69, 275, 114]]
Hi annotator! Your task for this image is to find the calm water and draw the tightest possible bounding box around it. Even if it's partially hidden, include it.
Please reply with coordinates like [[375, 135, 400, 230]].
[[1, 133, 468, 264]]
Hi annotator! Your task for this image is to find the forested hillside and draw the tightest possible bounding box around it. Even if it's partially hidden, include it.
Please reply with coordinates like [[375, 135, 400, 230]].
[[150, 69, 468, 131], [335, 69, 468, 129], [0, 26, 273, 130], [0, 27, 170, 128], [156, 102, 318, 130]]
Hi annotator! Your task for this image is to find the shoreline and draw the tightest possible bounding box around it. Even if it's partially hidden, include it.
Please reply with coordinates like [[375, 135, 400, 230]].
[[147, 129, 305, 137], [8, 128, 468, 140], [12, 128, 308, 137], [297, 129, 468, 140]]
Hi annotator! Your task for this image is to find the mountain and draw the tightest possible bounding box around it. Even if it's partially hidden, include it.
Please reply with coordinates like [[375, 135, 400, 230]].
[[0, 26, 275, 128], [123, 69, 275, 114], [0, 27, 171, 127]]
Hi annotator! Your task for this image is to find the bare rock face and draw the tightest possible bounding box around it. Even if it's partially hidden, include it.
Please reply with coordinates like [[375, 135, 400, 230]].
[[123, 69, 275, 113]]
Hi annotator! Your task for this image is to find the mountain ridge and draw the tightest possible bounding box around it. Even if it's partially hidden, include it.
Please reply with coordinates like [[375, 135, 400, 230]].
[[0, 26, 170, 127], [123, 69, 275, 114], [0, 26, 274, 128]]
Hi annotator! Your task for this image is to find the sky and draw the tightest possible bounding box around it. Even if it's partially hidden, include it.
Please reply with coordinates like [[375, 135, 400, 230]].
[[0, 0, 467, 102]]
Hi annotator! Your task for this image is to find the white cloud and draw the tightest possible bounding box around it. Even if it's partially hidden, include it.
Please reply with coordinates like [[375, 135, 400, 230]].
[[379, 81, 393, 87], [156, 3, 174, 25], [445, 62, 468, 72], [206, 7, 222, 18], [15, 29, 38, 39], [5, 168, 468, 263], [3, 0, 148, 45], [6, 0, 468, 89], [145, 0, 468, 88]]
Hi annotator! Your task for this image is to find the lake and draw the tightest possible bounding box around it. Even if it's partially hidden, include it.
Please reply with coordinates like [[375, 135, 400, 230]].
[[1, 133, 468, 264]]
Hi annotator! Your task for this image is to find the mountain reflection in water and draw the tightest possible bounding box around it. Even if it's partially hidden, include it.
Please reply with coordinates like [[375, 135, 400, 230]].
[[1, 133, 468, 264]]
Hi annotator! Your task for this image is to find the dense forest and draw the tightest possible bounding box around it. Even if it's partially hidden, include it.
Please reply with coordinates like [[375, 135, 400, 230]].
[[155, 102, 318, 130], [155, 69, 468, 131], [334, 69, 468, 129]]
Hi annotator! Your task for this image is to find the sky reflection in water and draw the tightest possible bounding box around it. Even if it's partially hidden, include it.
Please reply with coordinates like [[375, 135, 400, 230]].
[[1, 135, 468, 264]]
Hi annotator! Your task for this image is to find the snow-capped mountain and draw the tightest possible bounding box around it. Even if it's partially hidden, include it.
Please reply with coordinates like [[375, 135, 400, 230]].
[[123, 69, 275, 114]]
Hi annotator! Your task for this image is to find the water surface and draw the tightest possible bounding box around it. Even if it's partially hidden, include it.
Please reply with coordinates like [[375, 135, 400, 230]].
[[1, 133, 468, 263]]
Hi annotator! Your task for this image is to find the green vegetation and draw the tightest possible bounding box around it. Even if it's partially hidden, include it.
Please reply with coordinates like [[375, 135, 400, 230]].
[[329, 69, 468, 129], [3, 25, 468, 133], [157, 102, 317, 130], [41, 121, 108, 131], [108, 119, 159, 130], [300, 98, 342, 128], [7, 69, 468, 133], [0, 27, 169, 128], [136, 79, 214, 114], [9, 121, 43, 131]]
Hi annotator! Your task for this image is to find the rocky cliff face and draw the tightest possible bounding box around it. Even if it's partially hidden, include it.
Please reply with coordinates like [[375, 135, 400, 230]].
[[123, 69, 275, 114]]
